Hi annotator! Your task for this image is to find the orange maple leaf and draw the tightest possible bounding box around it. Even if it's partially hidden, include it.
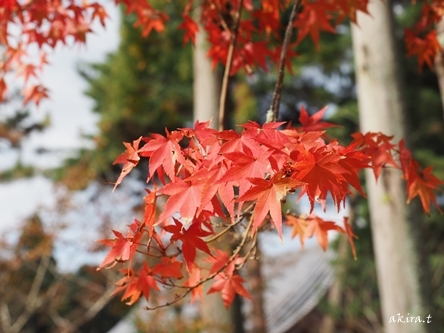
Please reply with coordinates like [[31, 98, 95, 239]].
[[343, 217, 358, 259], [179, 14, 199, 45], [399, 139, 443, 214], [112, 137, 142, 191], [207, 261, 251, 309], [237, 172, 304, 237], [304, 215, 344, 251], [286, 214, 310, 248], [405, 29, 441, 70]]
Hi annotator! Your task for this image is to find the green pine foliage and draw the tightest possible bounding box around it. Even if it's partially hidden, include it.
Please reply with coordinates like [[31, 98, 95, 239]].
[[60, 3, 193, 188]]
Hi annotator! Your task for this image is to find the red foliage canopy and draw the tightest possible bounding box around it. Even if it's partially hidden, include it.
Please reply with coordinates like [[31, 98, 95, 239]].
[[102, 109, 442, 308], [1, 0, 442, 104]]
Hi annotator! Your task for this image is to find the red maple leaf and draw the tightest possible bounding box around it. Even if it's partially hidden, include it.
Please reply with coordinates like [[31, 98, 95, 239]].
[[181, 119, 218, 146], [164, 219, 213, 271], [120, 0, 169, 37], [179, 14, 199, 45], [244, 120, 290, 150], [334, 0, 369, 23], [0, 78, 7, 101], [187, 166, 235, 220], [405, 161, 443, 214], [157, 177, 204, 224], [136, 263, 160, 303], [286, 214, 310, 249], [291, 145, 349, 211], [142, 188, 157, 236], [98, 230, 135, 269], [114, 263, 160, 305], [397, 140, 442, 214], [294, 1, 337, 48], [113, 137, 142, 191], [206, 248, 230, 275], [335, 142, 370, 197], [237, 172, 304, 237], [138, 130, 185, 181], [22, 84, 49, 106], [16, 63, 37, 82], [405, 29, 440, 70], [184, 264, 203, 303], [89, 3, 108, 27], [350, 132, 398, 180], [152, 257, 184, 280], [343, 217, 358, 259], [218, 128, 262, 156], [298, 105, 338, 132], [305, 215, 344, 251], [219, 145, 272, 197], [207, 262, 251, 308]]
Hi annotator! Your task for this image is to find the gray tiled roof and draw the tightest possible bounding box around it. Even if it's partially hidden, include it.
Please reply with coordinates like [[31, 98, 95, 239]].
[[263, 246, 335, 333]]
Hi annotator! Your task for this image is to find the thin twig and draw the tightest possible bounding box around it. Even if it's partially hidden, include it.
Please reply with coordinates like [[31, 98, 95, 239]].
[[205, 202, 255, 243], [209, 0, 253, 75], [268, 0, 301, 122], [218, 0, 243, 131], [236, 230, 258, 271]]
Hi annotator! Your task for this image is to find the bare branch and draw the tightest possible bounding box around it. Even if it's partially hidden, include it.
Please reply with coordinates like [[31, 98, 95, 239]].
[[8, 255, 51, 333], [218, 0, 243, 131], [268, 0, 301, 122], [0, 303, 12, 333]]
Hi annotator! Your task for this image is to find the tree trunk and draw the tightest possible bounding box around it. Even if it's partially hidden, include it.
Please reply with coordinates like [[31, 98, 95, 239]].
[[246, 246, 267, 333], [193, 6, 232, 333], [193, 9, 220, 130], [351, 2, 435, 333], [434, 18, 444, 122]]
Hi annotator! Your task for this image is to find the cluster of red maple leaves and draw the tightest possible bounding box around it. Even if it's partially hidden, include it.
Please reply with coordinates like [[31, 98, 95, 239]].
[[99, 108, 442, 308], [405, 0, 444, 69], [1, 0, 442, 105]]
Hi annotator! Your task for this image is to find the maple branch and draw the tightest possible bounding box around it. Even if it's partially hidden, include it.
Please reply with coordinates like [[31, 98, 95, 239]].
[[268, 0, 301, 122], [235, 229, 258, 271], [205, 202, 255, 243], [144, 213, 254, 310], [209, 0, 231, 34], [218, 0, 243, 131], [210, 0, 253, 76]]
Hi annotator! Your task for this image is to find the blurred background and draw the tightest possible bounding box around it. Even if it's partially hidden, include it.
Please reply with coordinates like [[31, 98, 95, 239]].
[[0, 1, 443, 333]]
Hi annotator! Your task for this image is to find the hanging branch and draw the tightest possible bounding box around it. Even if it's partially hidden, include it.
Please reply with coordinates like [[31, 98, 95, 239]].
[[218, 0, 243, 131], [267, 0, 301, 123], [144, 214, 255, 310]]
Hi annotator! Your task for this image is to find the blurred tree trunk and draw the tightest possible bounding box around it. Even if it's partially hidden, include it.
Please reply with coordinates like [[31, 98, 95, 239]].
[[193, 8, 220, 130], [434, 18, 444, 122], [193, 6, 232, 333], [351, 2, 435, 333], [246, 245, 266, 333]]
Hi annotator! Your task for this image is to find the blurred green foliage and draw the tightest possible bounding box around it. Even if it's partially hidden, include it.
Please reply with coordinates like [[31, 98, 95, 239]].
[[58, 3, 193, 189]]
